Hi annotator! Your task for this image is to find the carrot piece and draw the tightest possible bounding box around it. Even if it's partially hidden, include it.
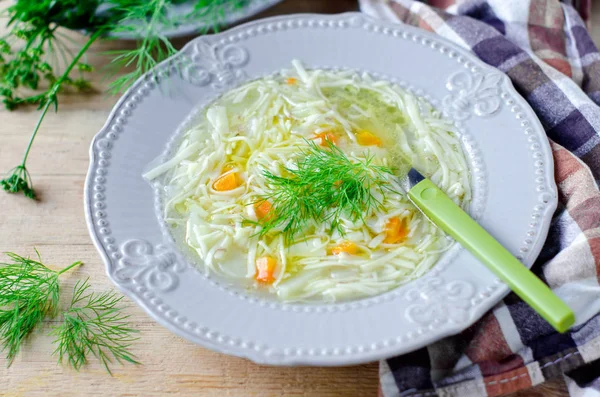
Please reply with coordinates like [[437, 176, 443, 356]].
[[313, 131, 337, 146], [254, 200, 273, 220], [331, 241, 359, 256], [286, 77, 297, 85], [213, 169, 241, 191], [255, 256, 277, 283], [356, 130, 382, 147], [384, 217, 409, 244]]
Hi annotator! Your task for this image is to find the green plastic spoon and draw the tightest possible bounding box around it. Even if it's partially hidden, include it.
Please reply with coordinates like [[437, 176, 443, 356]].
[[400, 168, 575, 333]]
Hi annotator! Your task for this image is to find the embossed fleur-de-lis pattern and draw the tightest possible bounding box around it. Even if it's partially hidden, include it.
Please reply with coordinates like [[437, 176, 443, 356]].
[[182, 41, 249, 89], [114, 240, 187, 292], [443, 71, 503, 120], [404, 277, 475, 325]]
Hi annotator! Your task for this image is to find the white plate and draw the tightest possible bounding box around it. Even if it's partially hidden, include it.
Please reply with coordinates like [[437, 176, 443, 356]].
[[85, 13, 557, 365]]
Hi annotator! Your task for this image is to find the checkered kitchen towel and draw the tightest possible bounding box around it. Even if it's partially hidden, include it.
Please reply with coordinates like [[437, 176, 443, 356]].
[[358, 1, 600, 396], [426, 0, 591, 25]]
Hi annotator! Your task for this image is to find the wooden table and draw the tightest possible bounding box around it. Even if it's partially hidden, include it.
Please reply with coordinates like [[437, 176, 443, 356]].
[[0, 1, 573, 396]]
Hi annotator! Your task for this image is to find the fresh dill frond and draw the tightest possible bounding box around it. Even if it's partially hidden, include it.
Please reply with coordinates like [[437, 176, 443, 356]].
[[0, 253, 138, 373], [187, 0, 251, 33], [106, 0, 250, 94], [105, 0, 178, 94], [0, 252, 82, 366], [0, 1, 102, 110], [1, 29, 103, 199], [2, 0, 255, 199], [257, 141, 396, 241], [52, 279, 140, 374]]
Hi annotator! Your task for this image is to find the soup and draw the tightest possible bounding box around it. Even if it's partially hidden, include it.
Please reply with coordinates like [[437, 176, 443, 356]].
[[145, 61, 471, 302]]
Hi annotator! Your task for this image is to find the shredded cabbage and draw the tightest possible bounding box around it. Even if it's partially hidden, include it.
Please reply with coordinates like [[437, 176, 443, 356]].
[[146, 61, 471, 302]]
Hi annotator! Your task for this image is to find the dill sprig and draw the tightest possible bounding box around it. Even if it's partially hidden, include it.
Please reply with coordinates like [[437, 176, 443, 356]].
[[0, 252, 139, 373], [0, 252, 82, 366], [1, 0, 254, 199], [52, 279, 140, 374], [106, 0, 178, 94], [257, 141, 395, 241], [0, 1, 101, 110], [106, 0, 250, 94], [1, 28, 103, 199], [187, 0, 251, 32]]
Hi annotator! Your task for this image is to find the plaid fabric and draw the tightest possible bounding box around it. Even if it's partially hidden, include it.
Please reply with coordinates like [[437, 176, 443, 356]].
[[426, 0, 592, 25], [358, 1, 600, 396]]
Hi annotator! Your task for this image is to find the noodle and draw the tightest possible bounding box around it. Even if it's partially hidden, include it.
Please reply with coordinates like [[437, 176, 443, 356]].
[[146, 61, 471, 302]]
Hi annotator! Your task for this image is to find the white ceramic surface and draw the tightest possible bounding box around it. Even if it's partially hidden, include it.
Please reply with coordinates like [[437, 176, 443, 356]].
[[85, 13, 557, 366]]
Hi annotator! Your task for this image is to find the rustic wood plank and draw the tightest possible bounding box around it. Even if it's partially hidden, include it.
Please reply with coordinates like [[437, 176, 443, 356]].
[[0, 0, 577, 396]]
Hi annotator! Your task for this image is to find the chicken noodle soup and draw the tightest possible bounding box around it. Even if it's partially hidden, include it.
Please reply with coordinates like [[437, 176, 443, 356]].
[[145, 61, 471, 302]]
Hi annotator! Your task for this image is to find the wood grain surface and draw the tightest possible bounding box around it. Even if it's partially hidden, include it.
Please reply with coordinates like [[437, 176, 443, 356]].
[[0, 1, 577, 396]]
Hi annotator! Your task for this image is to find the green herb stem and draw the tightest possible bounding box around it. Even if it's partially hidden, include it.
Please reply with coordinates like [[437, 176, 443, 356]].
[[22, 29, 102, 165], [55, 30, 103, 89], [57, 261, 84, 276], [1, 29, 103, 199], [20, 99, 52, 166]]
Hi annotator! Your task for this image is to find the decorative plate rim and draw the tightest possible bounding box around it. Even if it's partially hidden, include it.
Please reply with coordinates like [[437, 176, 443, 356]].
[[84, 12, 558, 366]]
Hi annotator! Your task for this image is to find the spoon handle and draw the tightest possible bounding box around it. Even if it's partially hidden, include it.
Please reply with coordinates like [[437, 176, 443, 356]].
[[407, 176, 574, 333]]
